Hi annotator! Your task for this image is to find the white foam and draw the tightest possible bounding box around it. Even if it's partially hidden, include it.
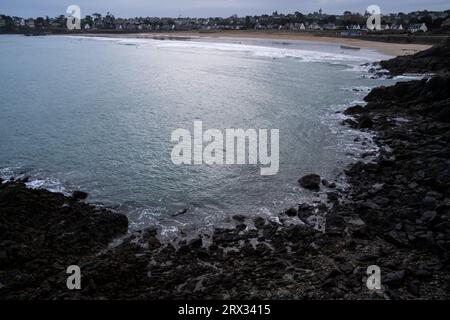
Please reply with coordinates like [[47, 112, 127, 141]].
[[64, 35, 378, 66], [25, 178, 67, 194], [0, 166, 68, 194], [394, 73, 432, 80], [342, 86, 373, 93]]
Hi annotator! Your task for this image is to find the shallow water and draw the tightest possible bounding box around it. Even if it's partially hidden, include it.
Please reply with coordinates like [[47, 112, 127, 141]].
[[0, 35, 395, 238]]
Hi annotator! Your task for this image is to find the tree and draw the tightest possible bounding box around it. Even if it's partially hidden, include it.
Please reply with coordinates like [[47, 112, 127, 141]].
[[295, 11, 304, 20], [325, 15, 336, 23], [244, 16, 254, 29], [432, 17, 444, 29], [35, 17, 45, 27], [419, 15, 433, 28]]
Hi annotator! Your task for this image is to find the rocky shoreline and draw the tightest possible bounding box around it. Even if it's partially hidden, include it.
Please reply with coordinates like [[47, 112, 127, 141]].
[[1, 40, 449, 300]]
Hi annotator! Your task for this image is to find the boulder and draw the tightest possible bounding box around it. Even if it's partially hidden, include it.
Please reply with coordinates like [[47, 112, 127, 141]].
[[298, 174, 321, 190], [285, 208, 298, 217], [358, 115, 374, 129], [72, 191, 88, 200], [232, 215, 246, 223], [344, 105, 364, 115]]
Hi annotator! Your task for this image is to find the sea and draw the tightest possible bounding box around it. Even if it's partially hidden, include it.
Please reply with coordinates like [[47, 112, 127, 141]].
[[0, 34, 397, 239]]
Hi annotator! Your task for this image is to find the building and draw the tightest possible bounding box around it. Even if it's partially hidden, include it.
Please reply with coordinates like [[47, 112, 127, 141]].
[[408, 23, 428, 33], [442, 18, 450, 29], [12, 17, 25, 27], [323, 23, 337, 30], [25, 18, 35, 28], [308, 22, 322, 30]]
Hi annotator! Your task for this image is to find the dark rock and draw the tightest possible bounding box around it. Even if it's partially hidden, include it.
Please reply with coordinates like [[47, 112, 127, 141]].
[[188, 238, 203, 249], [298, 174, 321, 190], [342, 118, 358, 127], [358, 115, 374, 129], [172, 208, 188, 217], [232, 215, 246, 223], [422, 196, 436, 209], [338, 262, 354, 274], [285, 207, 298, 217], [253, 217, 266, 229], [72, 191, 88, 200], [327, 192, 339, 202], [421, 211, 437, 223], [380, 38, 450, 75], [344, 105, 365, 115], [385, 230, 409, 247], [143, 226, 157, 237], [384, 270, 406, 286]]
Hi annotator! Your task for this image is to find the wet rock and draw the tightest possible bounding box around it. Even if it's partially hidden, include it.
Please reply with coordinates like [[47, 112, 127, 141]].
[[421, 211, 437, 223], [344, 105, 364, 115], [384, 270, 406, 287], [188, 237, 203, 249], [232, 215, 246, 223], [72, 191, 88, 200], [380, 38, 450, 75], [142, 227, 158, 239], [172, 208, 188, 217], [253, 217, 266, 229], [338, 262, 354, 275], [322, 179, 336, 189], [298, 174, 321, 190], [357, 115, 374, 129], [385, 230, 409, 247], [285, 208, 298, 217], [327, 192, 339, 202], [342, 118, 358, 127], [422, 196, 436, 209]]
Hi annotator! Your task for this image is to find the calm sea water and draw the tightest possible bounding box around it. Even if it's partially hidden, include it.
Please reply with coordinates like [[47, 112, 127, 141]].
[[0, 35, 394, 238]]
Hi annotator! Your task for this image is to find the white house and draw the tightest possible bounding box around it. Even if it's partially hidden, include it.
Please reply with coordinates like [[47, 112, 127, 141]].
[[84, 23, 91, 30], [25, 18, 35, 28], [299, 23, 306, 30], [323, 23, 337, 30], [408, 23, 428, 33], [308, 22, 322, 30]]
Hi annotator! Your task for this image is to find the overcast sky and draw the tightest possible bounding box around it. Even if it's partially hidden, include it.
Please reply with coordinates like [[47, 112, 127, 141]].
[[1, 0, 449, 18]]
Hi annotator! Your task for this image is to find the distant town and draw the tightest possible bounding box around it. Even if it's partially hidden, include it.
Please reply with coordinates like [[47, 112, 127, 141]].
[[1, 8, 450, 36]]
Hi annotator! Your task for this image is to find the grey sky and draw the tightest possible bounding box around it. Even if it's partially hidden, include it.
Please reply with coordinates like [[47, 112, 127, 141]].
[[1, 0, 449, 18]]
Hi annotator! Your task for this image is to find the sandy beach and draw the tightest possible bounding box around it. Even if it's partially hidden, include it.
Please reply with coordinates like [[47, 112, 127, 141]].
[[79, 30, 433, 57]]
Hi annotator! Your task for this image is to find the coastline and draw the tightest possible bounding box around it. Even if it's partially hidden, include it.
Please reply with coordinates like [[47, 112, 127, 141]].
[[74, 31, 433, 57], [1, 40, 449, 300]]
